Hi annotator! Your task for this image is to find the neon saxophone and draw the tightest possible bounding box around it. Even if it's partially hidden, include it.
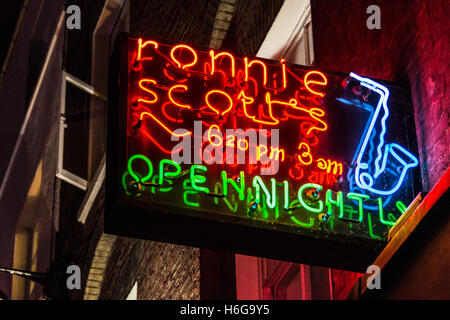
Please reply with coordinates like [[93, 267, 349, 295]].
[[349, 72, 419, 196]]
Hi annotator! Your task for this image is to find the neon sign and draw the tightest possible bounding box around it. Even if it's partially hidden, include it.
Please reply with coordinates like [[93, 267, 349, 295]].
[[348, 72, 419, 196], [105, 35, 421, 271]]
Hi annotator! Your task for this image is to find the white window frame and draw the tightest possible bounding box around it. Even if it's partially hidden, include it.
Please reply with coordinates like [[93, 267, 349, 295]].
[[256, 0, 314, 66], [56, 71, 106, 191]]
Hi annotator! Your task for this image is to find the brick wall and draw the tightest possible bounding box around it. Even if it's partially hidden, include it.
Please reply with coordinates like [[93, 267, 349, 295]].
[[222, 0, 284, 55], [137, 243, 200, 300], [99, 237, 200, 300], [310, 0, 449, 298], [99, 237, 145, 299], [311, 0, 449, 191], [405, 1, 449, 191], [84, 234, 116, 300], [61, 178, 105, 300], [130, 0, 220, 46]]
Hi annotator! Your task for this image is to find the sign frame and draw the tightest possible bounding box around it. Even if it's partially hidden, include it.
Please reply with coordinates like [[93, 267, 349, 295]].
[[105, 34, 421, 272]]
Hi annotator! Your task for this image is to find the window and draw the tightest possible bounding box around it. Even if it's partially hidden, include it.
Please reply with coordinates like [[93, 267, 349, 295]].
[[261, 260, 307, 300]]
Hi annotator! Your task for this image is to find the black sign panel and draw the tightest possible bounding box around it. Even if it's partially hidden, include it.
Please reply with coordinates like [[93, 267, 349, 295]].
[[105, 35, 421, 271]]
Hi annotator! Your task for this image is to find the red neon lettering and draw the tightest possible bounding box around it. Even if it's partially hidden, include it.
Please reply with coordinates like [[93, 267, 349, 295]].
[[309, 171, 319, 183], [226, 135, 236, 148], [246, 76, 259, 97], [256, 145, 268, 161], [170, 45, 198, 70], [137, 38, 158, 61], [161, 102, 184, 123], [310, 136, 319, 147], [264, 92, 305, 125], [306, 108, 328, 135], [162, 68, 176, 81], [140, 112, 191, 137], [304, 71, 327, 97], [207, 125, 223, 147], [297, 142, 313, 165], [316, 158, 343, 175], [267, 59, 288, 91], [289, 163, 305, 180], [238, 91, 281, 126], [209, 51, 235, 78], [280, 59, 287, 89], [205, 90, 233, 116], [317, 158, 327, 170], [137, 79, 158, 104], [168, 84, 191, 109], [269, 147, 285, 162], [129, 39, 342, 182], [237, 138, 248, 151], [140, 130, 182, 155], [244, 57, 267, 86]]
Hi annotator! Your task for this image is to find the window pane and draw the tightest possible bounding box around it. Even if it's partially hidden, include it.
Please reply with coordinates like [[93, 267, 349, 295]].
[[63, 83, 90, 178], [64, 0, 106, 83], [283, 269, 301, 300]]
